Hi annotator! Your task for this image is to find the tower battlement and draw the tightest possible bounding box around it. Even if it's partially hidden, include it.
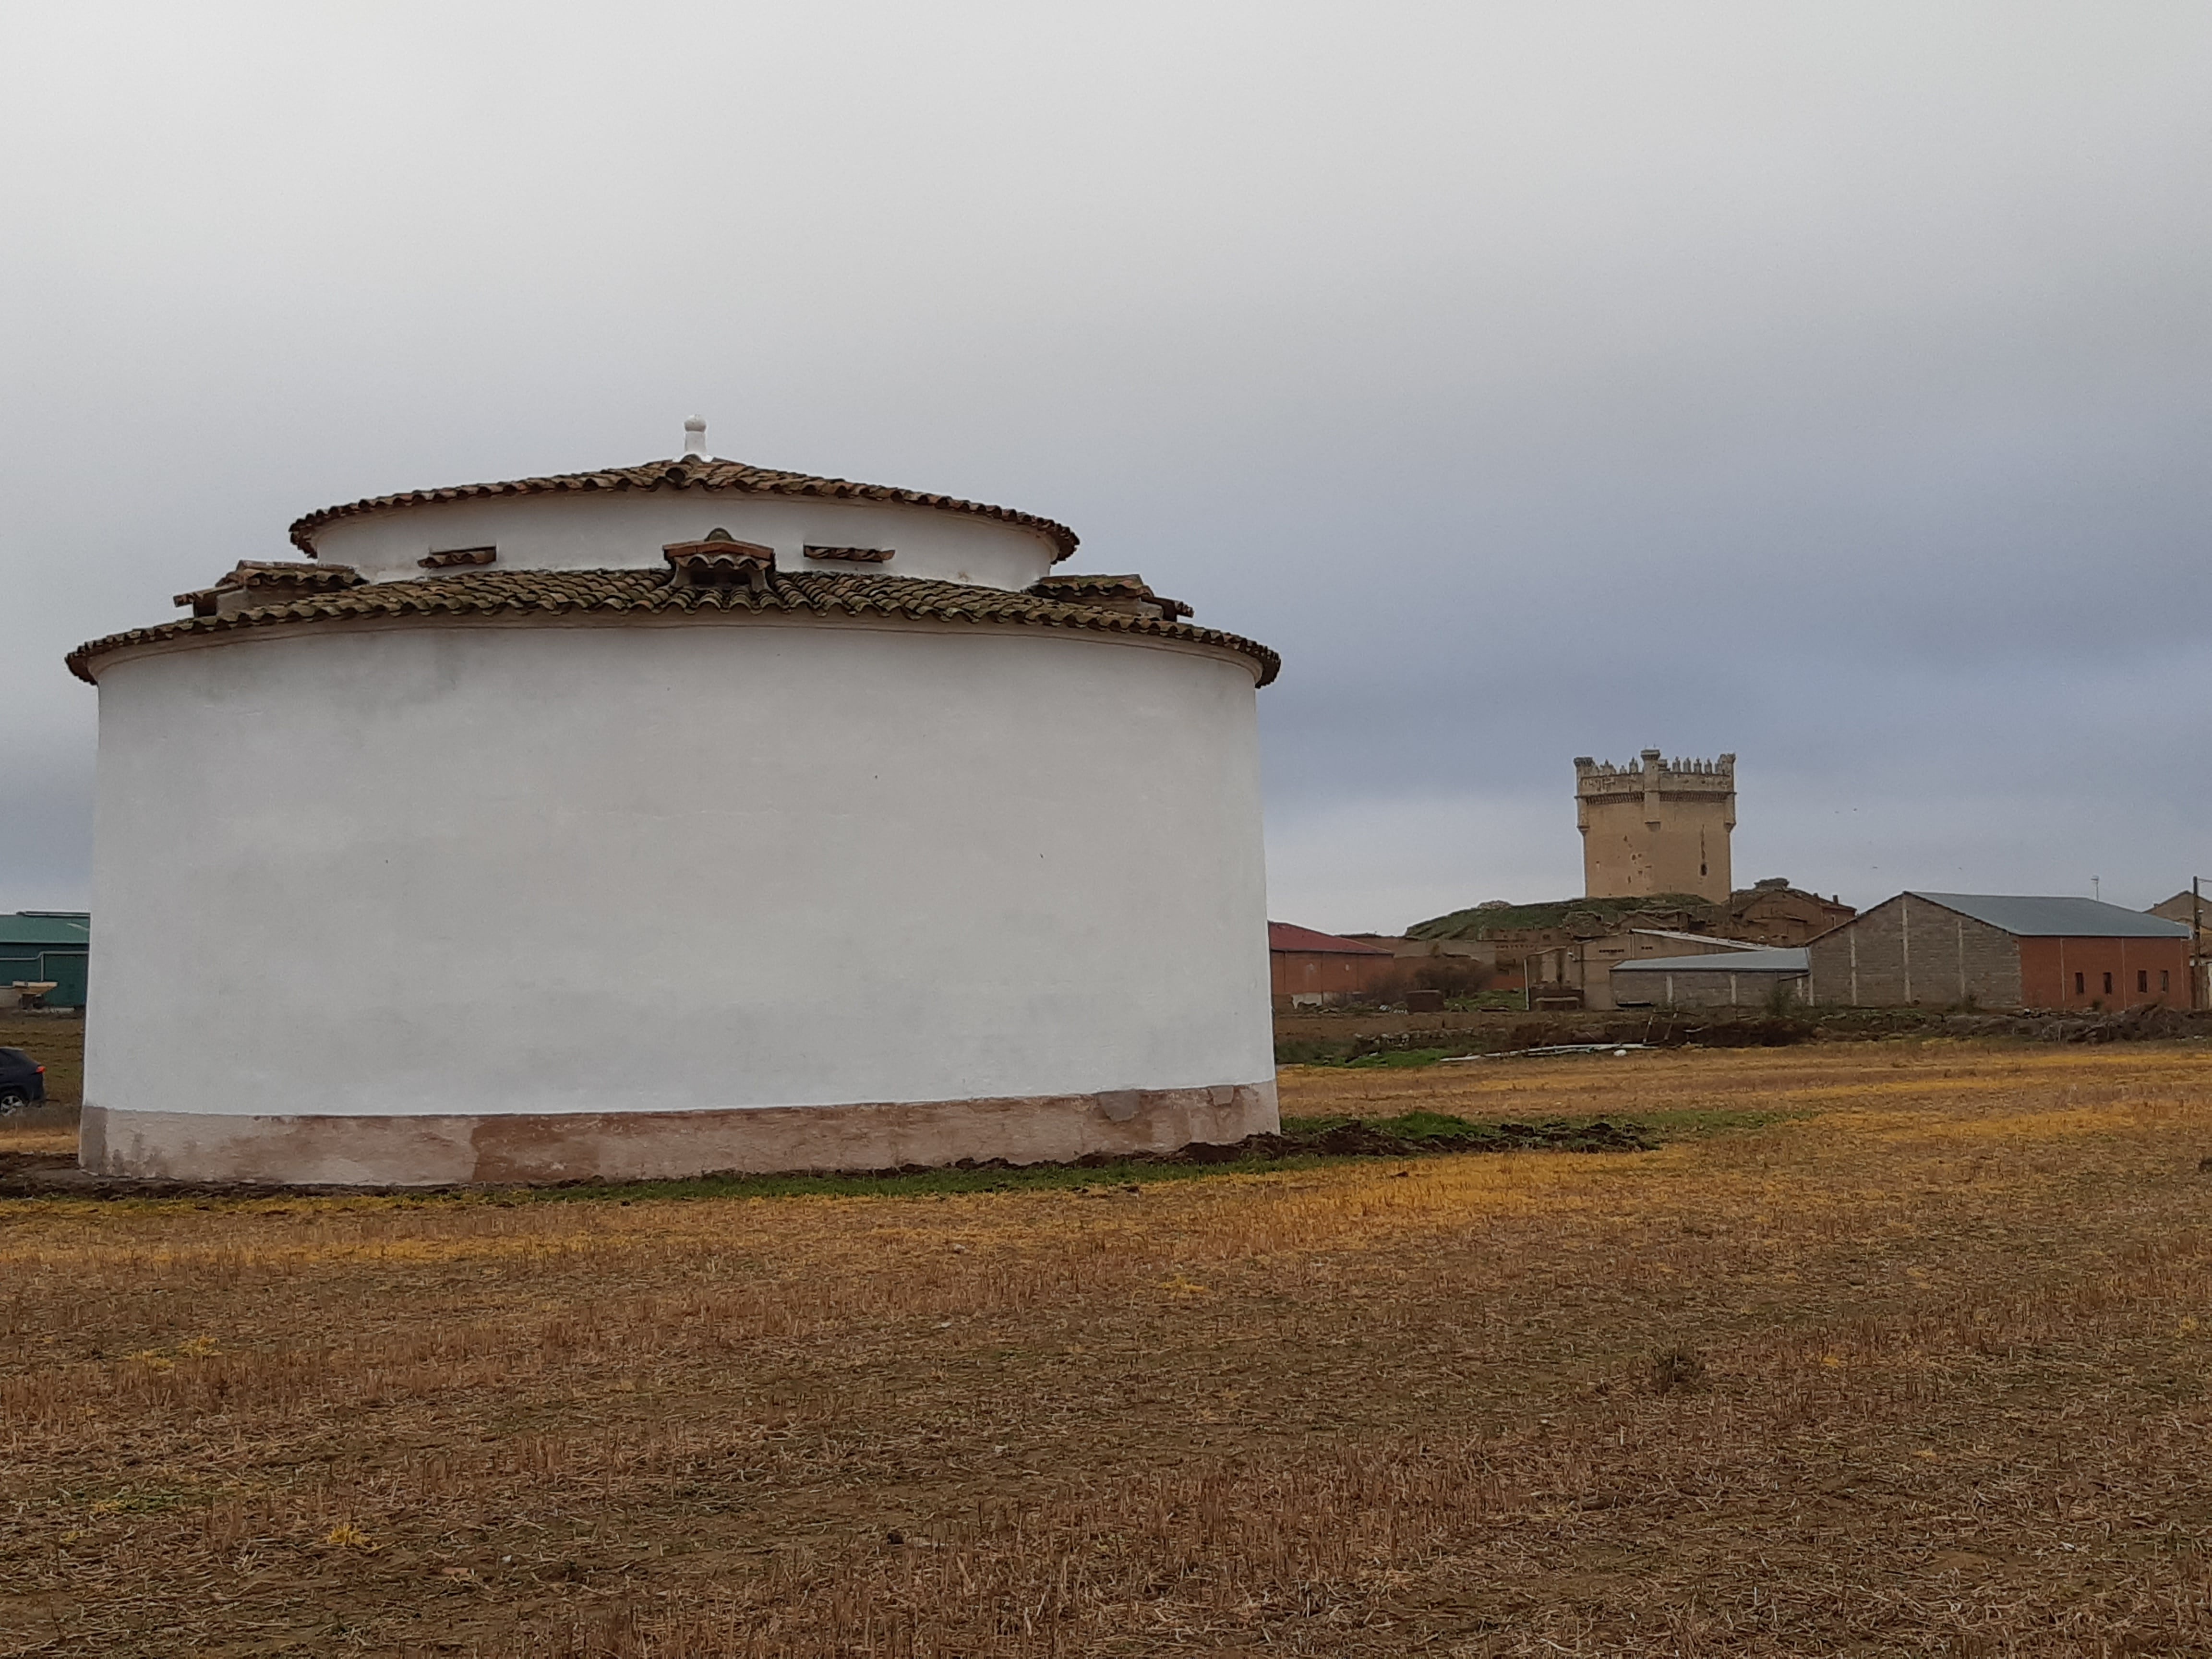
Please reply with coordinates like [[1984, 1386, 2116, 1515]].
[[1574, 750, 1736, 798], [1574, 748, 1736, 902]]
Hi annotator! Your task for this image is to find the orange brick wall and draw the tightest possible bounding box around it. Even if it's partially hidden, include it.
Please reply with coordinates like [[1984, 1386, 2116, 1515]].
[[1270, 950, 1396, 1005], [2017, 936, 2192, 1011]]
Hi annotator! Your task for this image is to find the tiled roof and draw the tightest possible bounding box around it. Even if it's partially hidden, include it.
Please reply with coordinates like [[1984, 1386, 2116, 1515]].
[[1034, 573, 1152, 599], [287, 457, 1080, 561], [1029, 572, 1194, 620], [174, 561, 369, 618], [1268, 921, 1391, 956], [69, 568, 1278, 687], [173, 560, 363, 607]]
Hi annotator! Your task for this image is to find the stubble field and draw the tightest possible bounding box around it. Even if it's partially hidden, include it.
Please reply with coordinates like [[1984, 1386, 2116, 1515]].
[[3, 1042, 2212, 1656]]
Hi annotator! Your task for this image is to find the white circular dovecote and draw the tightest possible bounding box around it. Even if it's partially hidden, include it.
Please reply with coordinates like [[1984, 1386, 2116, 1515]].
[[71, 443, 1279, 1186]]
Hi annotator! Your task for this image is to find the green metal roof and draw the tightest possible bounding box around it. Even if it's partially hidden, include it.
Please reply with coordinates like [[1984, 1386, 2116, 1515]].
[[0, 912, 90, 949]]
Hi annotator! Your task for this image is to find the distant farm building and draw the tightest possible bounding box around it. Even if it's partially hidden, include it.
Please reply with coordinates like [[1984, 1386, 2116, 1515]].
[[1725, 878, 1855, 945], [2146, 891, 2212, 1008], [2148, 890, 2208, 934], [1270, 923, 1395, 1010], [1805, 893, 2191, 1011], [0, 913, 89, 1009], [1611, 946, 1810, 1010], [1400, 880, 1852, 1008], [1539, 930, 1773, 1010]]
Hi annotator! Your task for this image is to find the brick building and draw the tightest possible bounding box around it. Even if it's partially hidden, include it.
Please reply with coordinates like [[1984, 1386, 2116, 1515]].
[[2147, 891, 2211, 1008], [1269, 922, 1395, 1010], [1804, 893, 2191, 1011]]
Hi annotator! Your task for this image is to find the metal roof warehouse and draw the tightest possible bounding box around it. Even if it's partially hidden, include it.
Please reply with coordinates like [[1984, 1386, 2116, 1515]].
[[0, 913, 90, 1009], [1805, 892, 2189, 1011], [1610, 947, 1809, 1009]]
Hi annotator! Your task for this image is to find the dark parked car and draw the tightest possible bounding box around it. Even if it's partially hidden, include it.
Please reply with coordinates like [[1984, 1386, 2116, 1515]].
[[0, 1047, 47, 1111]]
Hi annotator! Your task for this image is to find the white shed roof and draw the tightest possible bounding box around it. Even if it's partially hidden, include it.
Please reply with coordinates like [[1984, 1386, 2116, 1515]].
[[1629, 928, 1768, 950]]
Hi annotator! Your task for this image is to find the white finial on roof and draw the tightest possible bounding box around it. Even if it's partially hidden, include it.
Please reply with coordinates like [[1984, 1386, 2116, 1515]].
[[682, 416, 707, 459]]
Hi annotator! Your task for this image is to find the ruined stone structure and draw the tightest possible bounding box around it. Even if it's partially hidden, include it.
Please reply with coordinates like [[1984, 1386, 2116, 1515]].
[[1722, 878, 1854, 946], [1574, 749, 1736, 904]]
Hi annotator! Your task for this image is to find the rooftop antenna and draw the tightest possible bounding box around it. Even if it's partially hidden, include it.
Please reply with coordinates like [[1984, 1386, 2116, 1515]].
[[682, 416, 707, 459]]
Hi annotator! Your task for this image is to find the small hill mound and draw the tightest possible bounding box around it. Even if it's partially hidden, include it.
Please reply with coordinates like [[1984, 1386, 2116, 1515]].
[[1409, 894, 1715, 940]]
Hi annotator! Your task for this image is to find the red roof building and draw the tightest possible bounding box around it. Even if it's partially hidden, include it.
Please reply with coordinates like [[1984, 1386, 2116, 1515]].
[[1269, 922, 1395, 1010]]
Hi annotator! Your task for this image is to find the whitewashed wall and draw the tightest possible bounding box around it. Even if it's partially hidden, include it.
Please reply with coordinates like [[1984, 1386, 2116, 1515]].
[[306, 492, 1061, 589], [84, 616, 1272, 1123]]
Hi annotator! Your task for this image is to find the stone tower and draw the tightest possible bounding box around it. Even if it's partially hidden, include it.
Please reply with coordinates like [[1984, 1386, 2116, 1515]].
[[1574, 749, 1736, 903]]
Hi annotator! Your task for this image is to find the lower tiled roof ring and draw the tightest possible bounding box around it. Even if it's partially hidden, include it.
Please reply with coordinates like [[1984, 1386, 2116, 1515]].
[[67, 569, 1280, 687]]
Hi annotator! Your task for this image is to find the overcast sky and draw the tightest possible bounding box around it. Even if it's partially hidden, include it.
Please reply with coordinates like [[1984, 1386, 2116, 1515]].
[[3, 2, 2207, 932]]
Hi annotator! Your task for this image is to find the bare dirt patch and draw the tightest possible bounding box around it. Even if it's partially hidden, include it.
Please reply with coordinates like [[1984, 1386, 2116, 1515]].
[[5, 1044, 2212, 1655]]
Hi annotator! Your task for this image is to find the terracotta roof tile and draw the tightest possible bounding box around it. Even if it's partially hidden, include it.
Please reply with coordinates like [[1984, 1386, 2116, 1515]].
[[173, 560, 367, 616], [1029, 572, 1194, 620], [71, 568, 1278, 687], [288, 458, 1080, 561], [1268, 922, 1391, 956], [1033, 573, 1154, 598]]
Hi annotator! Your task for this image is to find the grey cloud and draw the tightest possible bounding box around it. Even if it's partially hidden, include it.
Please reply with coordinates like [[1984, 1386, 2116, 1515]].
[[2, 1, 2207, 926]]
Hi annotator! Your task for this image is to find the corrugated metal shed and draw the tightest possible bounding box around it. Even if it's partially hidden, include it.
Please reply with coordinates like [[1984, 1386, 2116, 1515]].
[[0, 912, 90, 947], [1907, 893, 2188, 939], [0, 911, 89, 1008], [1614, 947, 1809, 974], [1628, 929, 1768, 951]]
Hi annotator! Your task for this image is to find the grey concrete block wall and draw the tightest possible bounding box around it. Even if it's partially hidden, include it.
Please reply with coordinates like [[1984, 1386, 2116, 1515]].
[[1805, 895, 2023, 1008], [1610, 968, 1805, 1009]]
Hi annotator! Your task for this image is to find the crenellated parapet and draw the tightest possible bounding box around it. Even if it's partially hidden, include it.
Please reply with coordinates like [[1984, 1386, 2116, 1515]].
[[1574, 749, 1737, 803]]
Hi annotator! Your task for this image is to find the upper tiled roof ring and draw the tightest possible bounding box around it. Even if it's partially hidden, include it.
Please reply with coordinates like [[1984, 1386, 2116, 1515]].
[[287, 457, 1082, 562]]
